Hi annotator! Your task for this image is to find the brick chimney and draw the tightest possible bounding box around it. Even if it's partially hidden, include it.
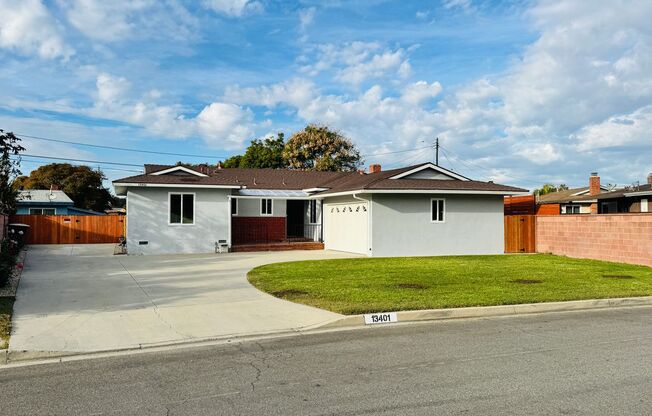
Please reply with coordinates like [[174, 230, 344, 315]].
[[589, 172, 600, 214], [50, 184, 59, 191], [369, 164, 382, 174], [648, 172, 652, 185]]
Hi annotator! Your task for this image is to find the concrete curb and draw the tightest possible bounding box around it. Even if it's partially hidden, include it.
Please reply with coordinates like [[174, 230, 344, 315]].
[[3, 296, 652, 368], [317, 296, 652, 329]]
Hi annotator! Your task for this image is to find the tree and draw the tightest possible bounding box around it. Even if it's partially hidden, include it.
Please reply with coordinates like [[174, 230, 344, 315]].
[[14, 164, 113, 212], [0, 130, 25, 215], [534, 183, 564, 196], [282, 125, 362, 171], [222, 133, 286, 169]]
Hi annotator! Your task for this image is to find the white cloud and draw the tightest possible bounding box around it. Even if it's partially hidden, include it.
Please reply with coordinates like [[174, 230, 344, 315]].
[[0, 0, 73, 60], [299, 7, 316, 30], [201, 0, 263, 17], [223, 78, 317, 109], [401, 81, 442, 106], [415, 10, 430, 20], [574, 106, 652, 151], [90, 73, 254, 149], [300, 42, 413, 86], [516, 142, 562, 165], [443, 0, 475, 12]]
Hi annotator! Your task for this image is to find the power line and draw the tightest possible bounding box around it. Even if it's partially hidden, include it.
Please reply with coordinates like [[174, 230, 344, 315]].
[[16, 133, 228, 160], [14, 157, 143, 173], [18, 154, 145, 168], [361, 145, 433, 158]]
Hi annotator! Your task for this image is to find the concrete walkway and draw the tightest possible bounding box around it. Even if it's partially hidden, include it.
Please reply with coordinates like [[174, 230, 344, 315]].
[[10, 245, 358, 354]]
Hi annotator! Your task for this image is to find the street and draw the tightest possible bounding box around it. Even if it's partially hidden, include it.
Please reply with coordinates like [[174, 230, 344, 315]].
[[2, 306, 651, 415]]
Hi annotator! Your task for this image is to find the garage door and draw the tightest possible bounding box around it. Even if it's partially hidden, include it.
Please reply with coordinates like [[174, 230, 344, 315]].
[[323, 201, 369, 255]]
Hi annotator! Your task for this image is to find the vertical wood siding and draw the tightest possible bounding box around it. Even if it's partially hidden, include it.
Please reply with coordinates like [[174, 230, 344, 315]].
[[9, 215, 125, 244]]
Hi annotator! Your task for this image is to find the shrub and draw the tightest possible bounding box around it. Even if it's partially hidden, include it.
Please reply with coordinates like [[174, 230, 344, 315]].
[[0, 239, 16, 288]]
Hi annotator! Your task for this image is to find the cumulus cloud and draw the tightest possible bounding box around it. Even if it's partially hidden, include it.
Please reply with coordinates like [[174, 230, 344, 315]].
[[401, 81, 442, 106], [299, 42, 413, 86], [299, 7, 316, 30], [201, 0, 263, 17], [90, 73, 254, 149], [0, 0, 73, 59]]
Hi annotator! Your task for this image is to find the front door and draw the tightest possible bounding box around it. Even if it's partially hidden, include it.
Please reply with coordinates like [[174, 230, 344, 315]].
[[286, 200, 305, 239]]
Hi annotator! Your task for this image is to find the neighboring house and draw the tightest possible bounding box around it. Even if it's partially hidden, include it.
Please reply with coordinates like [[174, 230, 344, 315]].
[[536, 173, 612, 215], [570, 173, 652, 214], [16, 189, 104, 215], [113, 162, 526, 256]]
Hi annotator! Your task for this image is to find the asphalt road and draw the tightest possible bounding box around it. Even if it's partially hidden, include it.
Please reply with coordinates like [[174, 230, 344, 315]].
[[2, 307, 652, 415]]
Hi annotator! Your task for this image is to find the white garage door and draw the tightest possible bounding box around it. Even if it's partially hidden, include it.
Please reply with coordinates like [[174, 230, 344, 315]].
[[323, 201, 369, 255]]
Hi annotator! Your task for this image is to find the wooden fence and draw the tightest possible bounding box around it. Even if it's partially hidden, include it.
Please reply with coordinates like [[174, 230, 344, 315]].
[[504, 215, 536, 253], [9, 215, 125, 244]]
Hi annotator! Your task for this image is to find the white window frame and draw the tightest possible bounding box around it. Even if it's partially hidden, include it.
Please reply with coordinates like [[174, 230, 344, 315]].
[[29, 208, 56, 215], [168, 192, 195, 225], [231, 198, 238, 216], [260, 198, 273, 216], [430, 198, 446, 223], [563, 204, 581, 214], [308, 200, 318, 224]]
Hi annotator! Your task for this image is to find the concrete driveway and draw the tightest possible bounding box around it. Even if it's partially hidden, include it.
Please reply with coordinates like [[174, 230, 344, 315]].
[[10, 245, 357, 354]]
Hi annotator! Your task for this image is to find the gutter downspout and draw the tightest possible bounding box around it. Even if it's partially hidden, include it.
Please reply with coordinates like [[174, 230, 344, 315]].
[[353, 193, 372, 257], [227, 195, 232, 249]]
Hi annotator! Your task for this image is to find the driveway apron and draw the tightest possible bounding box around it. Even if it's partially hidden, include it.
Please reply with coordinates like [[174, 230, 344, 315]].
[[9, 245, 357, 353]]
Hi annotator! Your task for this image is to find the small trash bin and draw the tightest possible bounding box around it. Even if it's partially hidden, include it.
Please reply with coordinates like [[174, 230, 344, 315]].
[[8, 223, 30, 248]]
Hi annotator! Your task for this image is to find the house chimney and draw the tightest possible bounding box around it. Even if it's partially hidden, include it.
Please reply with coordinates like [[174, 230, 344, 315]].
[[589, 172, 600, 214], [648, 172, 652, 185], [369, 164, 382, 174], [589, 172, 601, 196], [50, 184, 59, 191]]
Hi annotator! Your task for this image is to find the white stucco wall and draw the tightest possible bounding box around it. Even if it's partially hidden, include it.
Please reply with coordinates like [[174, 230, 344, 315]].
[[234, 198, 287, 217], [126, 187, 230, 254], [370, 193, 505, 257]]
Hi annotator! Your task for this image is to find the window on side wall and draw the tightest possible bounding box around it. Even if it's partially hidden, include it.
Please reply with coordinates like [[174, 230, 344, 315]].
[[563, 204, 580, 214], [431, 199, 445, 222], [29, 208, 56, 215], [169, 193, 194, 225], [309, 200, 318, 223], [261, 198, 273, 215]]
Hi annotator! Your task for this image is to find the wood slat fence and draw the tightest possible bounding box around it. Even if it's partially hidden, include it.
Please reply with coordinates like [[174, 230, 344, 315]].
[[504, 215, 536, 253], [9, 215, 125, 244]]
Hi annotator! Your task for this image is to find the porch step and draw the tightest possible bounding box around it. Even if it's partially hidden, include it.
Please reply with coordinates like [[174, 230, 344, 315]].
[[231, 242, 325, 253]]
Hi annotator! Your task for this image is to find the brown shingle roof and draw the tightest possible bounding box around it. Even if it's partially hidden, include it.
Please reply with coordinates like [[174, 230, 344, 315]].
[[537, 187, 591, 203], [115, 163, 527, 194]]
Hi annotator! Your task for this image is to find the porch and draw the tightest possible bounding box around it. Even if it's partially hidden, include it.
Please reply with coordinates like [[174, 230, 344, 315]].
[[230, 195, 323, 252]]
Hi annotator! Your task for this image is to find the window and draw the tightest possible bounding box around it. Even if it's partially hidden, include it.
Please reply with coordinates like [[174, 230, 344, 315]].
[[29, 208, 56, 215], [563, 204, 580, 214], [260, 198, 273, 215], [600, 201, 618, 214], [431, 199, 445, 222], [231, 198, 238, 215], [309, 200, 318, 223], [169, 193, 194, 224]]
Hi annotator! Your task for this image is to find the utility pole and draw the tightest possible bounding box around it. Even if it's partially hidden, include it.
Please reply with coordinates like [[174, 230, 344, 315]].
[[435, 137, 440, 166]]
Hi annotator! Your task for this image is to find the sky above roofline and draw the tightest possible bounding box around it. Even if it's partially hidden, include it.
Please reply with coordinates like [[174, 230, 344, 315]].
[[1, 0, 651, 192]]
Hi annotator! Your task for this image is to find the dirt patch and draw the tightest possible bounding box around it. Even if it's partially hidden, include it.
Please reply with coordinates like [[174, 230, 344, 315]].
[[396, 283, 428, 290], [603, 275, 635, 279], [272, 289, 309, 298], [511, 279, 543, 284]]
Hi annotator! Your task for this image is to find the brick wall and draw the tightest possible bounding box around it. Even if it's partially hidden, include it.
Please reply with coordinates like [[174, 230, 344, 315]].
[[536, 214, 652, 267], [232, 216, 286, 244]]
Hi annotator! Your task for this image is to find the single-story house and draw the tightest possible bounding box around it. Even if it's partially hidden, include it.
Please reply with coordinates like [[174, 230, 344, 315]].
[[536, 173, 612, 215], [16, 189, 104, 215], [570, 173, 652, 214], [113, 162, 527, 256]]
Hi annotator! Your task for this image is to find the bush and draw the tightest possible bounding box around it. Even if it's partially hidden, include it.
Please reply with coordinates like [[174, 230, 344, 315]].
[[0, 239, 16, 287]]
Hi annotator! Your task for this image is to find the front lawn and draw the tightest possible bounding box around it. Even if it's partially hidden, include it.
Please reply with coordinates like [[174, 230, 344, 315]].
[[248, 254, 652, 315], [0, 298, 14, 349]]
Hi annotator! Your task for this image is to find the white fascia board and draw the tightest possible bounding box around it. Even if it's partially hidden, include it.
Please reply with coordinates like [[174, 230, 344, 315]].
[[302, 187, 330, 193], [388, 163, 470, 181], [623, 190, 652, 197], [315, 189, 526, 198], [150, 166, 208, 177], [113, 182, 241, 190], [230, 195, 309, 200]]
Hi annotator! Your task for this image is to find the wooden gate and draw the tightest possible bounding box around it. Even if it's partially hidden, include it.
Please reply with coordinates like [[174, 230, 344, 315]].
[[9, 215, 125, 244], [504, 215, 536, 253]]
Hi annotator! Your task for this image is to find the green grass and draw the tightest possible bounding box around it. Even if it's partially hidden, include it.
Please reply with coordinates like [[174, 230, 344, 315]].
[[248, 254, 652, 315], [0, 298, 14, 349]]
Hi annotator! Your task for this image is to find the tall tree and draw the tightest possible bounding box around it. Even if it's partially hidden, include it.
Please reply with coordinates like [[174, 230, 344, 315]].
[[223, 133, 286, 169], [14, 164, 113, 212], [283, 125, 362, 171], [0, 130, 25, 215], [534, 183, 561, 196]]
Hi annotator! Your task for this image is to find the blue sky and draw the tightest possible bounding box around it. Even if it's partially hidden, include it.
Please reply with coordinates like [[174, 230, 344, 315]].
[[1, 0, 651, 191]]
